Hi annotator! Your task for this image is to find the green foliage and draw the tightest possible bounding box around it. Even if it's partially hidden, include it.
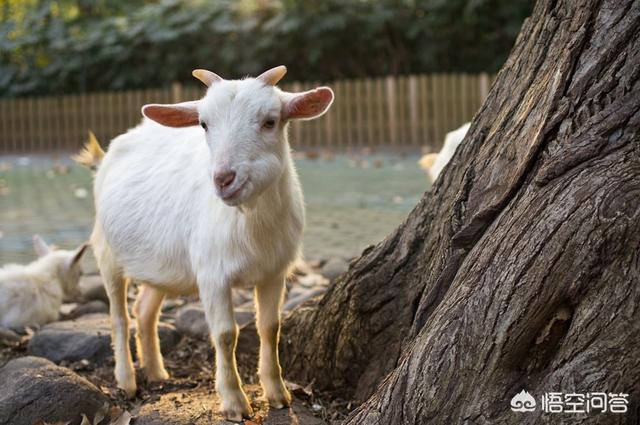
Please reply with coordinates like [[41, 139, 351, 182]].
[[0, 0, 533, 97]]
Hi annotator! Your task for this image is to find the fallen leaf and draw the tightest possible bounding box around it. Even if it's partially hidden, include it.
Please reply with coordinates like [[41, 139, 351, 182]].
[[110, 410, 132, 425], [92, 402, 108, 425]]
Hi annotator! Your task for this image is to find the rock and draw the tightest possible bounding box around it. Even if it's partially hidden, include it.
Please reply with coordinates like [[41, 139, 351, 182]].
[[176, 303, 255, 339], [28, 314, 181, 363], [68, 300, 109, 319], [175, 304, 209, 340], [296, 273, 329, 288], [0, 356, 108, 425], [79, 275, 109, 304], [319, 257, 349, 283], [291, 258, 314, 276], [286, 285, 308, 299], [161, 297, 186, 313], [237, 321, 259, 358], [0, 327, 20, 345], [60, 303, 78, 316], [306, 258, 323, 269], [235, 306, 255, 327], [232, 289, 253, 307], [283, 287, 326, 311]]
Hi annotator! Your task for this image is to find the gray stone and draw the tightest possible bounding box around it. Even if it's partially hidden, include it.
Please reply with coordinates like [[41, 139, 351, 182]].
[[0, 356, 108, 425], [283, 287, 327, 311], [286, 285, 310, 299], [232, 288, 253, 307], [175, 304, 209, 339], [319, 257, 349, 283], [237, 321, 259, 358], [0, 327, 20, 345], [68, 300, 109, 319], [28, 313, 181, 363], [291, 258, 314, 276], [235, 306, 255, 327], [161, 297, 186, 313], [296, 273, 329, 288], [175, 303, 256, 339]]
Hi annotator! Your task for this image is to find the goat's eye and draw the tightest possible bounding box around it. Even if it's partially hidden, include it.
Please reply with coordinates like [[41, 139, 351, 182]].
[[262, 118, 276, 130], [200, 122, 208, 131]]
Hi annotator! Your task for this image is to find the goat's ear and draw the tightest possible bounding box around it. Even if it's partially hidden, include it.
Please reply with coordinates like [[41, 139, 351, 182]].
[[141, 101, 200, 127], [33, 235, 51, 257], [282, 87, 334, 121], [69, 243, 89, 267]]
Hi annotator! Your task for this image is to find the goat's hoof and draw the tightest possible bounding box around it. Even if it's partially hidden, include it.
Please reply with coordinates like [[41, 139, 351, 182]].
[[145, 366, 170, 382], [221, 392, 253, 422], [116, 372, 137, 398], [267, 391, 292, 409], [118, 381, 137, 399]]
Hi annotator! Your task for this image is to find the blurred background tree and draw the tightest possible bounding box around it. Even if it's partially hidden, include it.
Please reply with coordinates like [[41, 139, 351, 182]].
[[0, 0, 533, 97]]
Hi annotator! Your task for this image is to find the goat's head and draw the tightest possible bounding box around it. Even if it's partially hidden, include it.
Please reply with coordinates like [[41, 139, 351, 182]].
[[141, 65, 334, 206], [33, 235, 88, 299]]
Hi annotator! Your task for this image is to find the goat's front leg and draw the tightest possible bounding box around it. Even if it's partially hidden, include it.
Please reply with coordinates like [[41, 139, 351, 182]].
[[200, 282, 252, 422], [255, 276, 291, 408]]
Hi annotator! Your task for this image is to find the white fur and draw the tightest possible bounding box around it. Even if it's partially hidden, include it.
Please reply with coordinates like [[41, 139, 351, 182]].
[[90, 71, 333, 421], [421, 122, 471, 181], [0, 236, 86, 329]]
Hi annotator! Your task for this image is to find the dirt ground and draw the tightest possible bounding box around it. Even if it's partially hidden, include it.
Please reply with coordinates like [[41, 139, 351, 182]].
[[1, 326, 354, 424]]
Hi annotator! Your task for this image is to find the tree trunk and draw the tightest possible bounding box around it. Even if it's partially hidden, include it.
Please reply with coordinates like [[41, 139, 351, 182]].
[[281, 0, 640, 423]]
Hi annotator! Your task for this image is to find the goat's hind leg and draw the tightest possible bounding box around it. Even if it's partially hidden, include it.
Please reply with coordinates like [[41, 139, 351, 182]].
[[133, 284, 169, 382], [98, 256, 136, 397]]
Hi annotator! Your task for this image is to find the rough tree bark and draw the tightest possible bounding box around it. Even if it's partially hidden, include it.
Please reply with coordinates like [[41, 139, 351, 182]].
[[281, 0, 640, 423]]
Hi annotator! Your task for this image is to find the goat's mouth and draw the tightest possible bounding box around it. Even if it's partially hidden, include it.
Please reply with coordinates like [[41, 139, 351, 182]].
[[219, 179, 248, 204]]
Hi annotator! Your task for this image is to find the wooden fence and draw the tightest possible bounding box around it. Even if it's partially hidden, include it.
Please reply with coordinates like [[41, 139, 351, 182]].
[[0, 73, 494, 154]]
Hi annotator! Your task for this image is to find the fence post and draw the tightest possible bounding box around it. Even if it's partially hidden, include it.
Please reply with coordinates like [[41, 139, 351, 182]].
[[408, 75, 419, 146], [386, 76, 397, 145], [480, 73, 490, 102], [171, 82, 183, 103]]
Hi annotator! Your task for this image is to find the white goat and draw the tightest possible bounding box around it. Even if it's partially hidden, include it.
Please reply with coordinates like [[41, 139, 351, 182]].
[[83, 66, 333, 421], [419, 122, 470, 181], [0, 235, 88, 329]]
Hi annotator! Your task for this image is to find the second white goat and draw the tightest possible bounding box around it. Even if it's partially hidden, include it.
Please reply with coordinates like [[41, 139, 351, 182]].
[[85, 66, 333, 421], [0, 235, 87, 329]]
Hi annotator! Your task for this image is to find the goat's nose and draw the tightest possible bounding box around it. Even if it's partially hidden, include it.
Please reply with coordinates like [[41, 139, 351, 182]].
[[214, 170, 236, 190]]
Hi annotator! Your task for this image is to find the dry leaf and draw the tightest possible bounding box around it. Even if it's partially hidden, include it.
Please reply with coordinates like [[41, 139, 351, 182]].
[[92, 403, 108, 425], [110, 411, 132, 425]]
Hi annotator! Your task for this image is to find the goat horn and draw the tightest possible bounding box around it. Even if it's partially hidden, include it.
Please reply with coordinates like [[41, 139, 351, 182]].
[[192, 69, 222, 87], [257, 65, 287, 86]]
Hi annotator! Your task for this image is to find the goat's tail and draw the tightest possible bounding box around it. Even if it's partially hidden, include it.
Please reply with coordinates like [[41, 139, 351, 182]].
[[72, 130, 105, 171], [418, 153, 438, 171]]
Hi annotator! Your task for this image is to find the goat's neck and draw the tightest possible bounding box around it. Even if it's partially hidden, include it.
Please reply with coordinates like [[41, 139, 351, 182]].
[[242, 148, 297, 226]]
